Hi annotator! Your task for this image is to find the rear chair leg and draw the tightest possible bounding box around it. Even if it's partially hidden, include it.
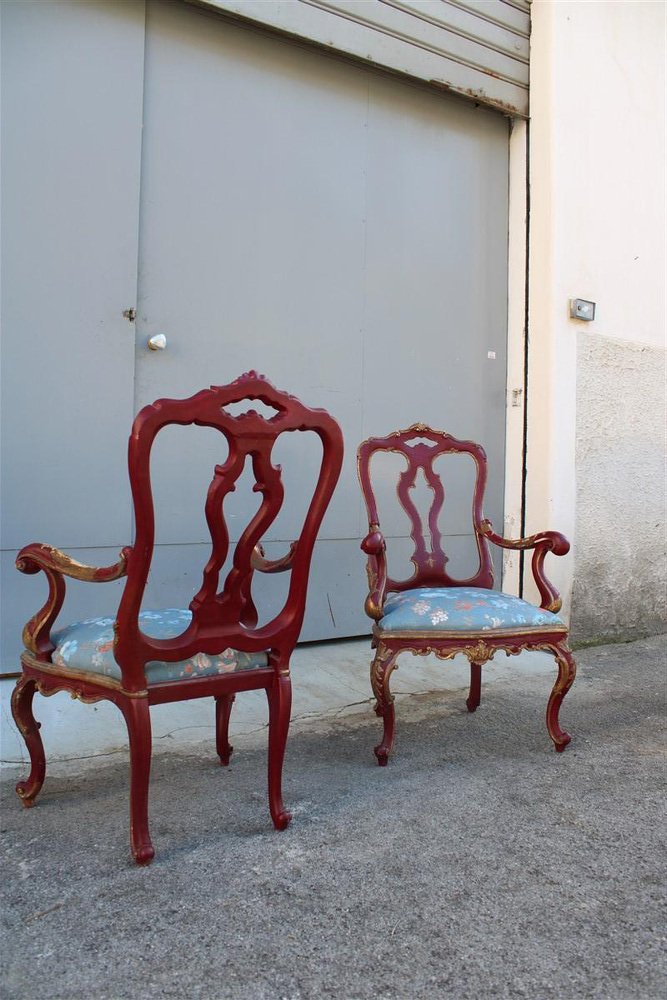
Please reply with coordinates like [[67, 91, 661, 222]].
[[215, 694, 236, 766], [466, 661, 482, 712], [266, 672, 292, 831], [547, 643, 577, 752], [119, 697, 154, 866], [11, 676, 46, 807]]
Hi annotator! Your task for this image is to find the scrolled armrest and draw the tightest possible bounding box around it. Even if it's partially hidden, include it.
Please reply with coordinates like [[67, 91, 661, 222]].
[[360, 525, 387, 621], [17, 543, 130, 581], [478, 520, 569, 555], [16, 542, 129, 657], [250, 542, 298, 574], [478, 520, 569, 614]]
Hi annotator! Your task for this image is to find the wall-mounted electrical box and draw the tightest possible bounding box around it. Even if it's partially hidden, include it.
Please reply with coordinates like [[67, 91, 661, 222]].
[[570, 298, 596, 321]]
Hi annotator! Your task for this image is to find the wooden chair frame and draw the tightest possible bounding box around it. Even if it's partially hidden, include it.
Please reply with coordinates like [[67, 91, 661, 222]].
[[357, 424, 576, 765], [12, 372, 343, 863]]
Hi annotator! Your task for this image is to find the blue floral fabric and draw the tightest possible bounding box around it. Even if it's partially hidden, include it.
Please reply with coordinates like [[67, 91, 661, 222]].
[[379, 587, 564, 633], [51, 609, 268, 684]]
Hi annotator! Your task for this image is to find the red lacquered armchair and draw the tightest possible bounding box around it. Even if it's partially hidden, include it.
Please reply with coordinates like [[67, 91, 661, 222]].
[[357, 425, 576, 765], [12, 372, 343, 864]]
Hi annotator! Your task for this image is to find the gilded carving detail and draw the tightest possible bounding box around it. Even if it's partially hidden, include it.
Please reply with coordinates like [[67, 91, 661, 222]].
[[364, 562, 385, 621], [393, 640, 519, 666], [11, 703, 32, 738], [375, 636, 574, 673], [461, 640, 496, 665], [17, 545, 128, 583], [34, 680, 107, 706], [370, 642, 398, 706], [534, 641, 577, 696], [19, 653, 148, 698]]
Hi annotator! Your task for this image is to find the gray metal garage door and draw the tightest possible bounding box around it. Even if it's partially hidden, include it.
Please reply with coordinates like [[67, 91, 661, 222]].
[[133, 0, 509, 639], [1, 0, 509, 667]]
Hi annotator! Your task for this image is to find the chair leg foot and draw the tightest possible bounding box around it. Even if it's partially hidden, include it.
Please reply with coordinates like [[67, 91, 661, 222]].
[[133, 844, 156, 866], [370, 646, 398, 765], [11, 676, 46, 807], [547, 642, 576, 752], [272, 809, 292, 831], [266, 672, 292, 831], [120, 697, 155, 865], [215, 694, 236, 766], [466, 661, 482, 712]]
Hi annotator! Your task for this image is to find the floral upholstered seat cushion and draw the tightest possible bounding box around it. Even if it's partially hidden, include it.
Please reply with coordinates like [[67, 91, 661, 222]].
[[378, 587, 564, 634], [51, 609, 268, 684]]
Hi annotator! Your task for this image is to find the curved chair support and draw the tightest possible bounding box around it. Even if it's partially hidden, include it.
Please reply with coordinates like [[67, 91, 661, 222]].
[[478, 519, 568, 613], [251, 542, 298, 574], [266, 671, 292, 830], [119, 696, 154, 866], [370, 643, 400, 765], [545, 641, 577, 752], [16, 543, 129, 656], [215, 694, 236, 766], [11, 677, 46, 807]]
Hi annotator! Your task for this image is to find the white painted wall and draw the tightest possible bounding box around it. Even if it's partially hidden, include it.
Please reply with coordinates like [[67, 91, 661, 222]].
[[527, 1, 666, 637]]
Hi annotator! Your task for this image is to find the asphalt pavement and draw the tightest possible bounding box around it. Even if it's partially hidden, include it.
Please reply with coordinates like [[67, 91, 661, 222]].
[[1, 635, 665, 1000]]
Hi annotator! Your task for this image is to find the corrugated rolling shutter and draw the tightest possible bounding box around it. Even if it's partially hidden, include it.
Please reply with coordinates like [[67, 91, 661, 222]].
[[188, 0, 530, 116]]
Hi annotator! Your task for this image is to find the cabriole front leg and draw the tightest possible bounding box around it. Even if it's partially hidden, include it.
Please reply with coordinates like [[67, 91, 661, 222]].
[[370, 644, 399, 766], [11, 676, 46, 807], [546, 643, 577, 752]]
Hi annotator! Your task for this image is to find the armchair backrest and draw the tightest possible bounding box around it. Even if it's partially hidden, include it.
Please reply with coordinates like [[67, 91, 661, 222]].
[[357, 424, 495, 594], [115, 373, 343, 685]]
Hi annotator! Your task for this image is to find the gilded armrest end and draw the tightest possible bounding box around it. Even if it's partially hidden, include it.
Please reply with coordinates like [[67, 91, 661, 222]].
[[478, 520, 569, 614], [250, 542, 298, 574], [361, 526, 387, 622], [17, 543, 129, 657]]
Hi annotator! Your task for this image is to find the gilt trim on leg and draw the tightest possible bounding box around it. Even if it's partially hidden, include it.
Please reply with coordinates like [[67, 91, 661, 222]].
[[370, 643, 399, 766], [546, 642, 577, 752], [11, 676, 46, 807]]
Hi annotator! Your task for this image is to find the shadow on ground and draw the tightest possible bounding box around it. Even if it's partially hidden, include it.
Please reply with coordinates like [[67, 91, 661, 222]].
[[1, 636, 665, 1000]]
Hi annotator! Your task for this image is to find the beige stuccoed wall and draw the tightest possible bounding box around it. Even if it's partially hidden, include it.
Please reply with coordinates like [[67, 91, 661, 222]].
[[527, 1, 666, 640]]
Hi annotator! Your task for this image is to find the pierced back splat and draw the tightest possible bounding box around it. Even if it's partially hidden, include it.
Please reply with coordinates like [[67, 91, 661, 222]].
[[357, 424, 494, 593], [115, 372, 343, 691]]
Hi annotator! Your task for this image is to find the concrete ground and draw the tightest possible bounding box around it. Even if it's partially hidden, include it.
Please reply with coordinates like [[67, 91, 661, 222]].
[[1, 635, 665, 1000]]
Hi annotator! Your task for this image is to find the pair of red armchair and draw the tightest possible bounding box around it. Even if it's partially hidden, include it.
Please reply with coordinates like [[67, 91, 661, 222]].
[[11, 373, 576, 864]]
